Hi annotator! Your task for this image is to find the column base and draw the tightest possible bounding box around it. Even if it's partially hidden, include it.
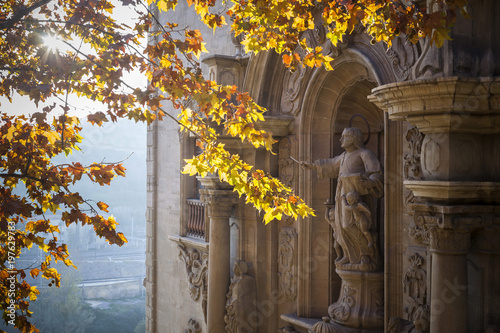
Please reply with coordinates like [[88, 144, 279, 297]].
[[328, 270, 384, 330]]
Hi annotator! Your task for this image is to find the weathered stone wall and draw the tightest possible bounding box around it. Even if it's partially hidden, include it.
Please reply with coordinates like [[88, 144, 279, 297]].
[[149, 1, 500, 332], [145, 2, 235, 332]]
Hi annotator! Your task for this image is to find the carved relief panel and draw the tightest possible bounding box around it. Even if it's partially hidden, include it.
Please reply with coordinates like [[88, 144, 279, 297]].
[[177, 244, 209, 323], [278, 227, 298, 301], [402, 251, 427, 322], [279, 137, 296, 226], [280, 63, 307, 115], [403, 125, 425, 209]]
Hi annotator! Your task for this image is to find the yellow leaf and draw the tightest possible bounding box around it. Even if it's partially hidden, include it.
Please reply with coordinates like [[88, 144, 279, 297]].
[[4, 126, 15, 141], [43, 130, 60, 145]]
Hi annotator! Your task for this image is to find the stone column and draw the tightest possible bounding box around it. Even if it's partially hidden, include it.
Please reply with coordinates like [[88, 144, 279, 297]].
[[199, 176, 238, 333], [428, 226, 471, 333], [370, 77, 500, 332]]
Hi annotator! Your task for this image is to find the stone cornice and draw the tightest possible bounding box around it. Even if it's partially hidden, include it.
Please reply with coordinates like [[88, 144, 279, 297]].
[[369, 77, 500, 134], [405, 180, 500, 204], [168, 235, 209, 252]]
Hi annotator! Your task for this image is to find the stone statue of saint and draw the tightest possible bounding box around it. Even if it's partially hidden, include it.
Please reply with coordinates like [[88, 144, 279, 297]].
[[224, 260, 257, 333], [301, 127, 383, 272]]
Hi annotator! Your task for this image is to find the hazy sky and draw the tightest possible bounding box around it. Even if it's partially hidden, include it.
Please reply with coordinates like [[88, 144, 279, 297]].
[[1, 0, 147, 118]]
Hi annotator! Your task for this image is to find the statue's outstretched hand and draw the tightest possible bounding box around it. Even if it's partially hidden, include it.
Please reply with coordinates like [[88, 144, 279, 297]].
[[299, 161, 314, 170]]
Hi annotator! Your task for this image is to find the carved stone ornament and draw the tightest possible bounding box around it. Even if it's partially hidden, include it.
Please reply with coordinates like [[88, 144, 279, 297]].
[[388, 305, 430, 333], [386, 36, 420, 82], [413, 39, 444, 79], [308, 317, 338, 333], [408, 214, 438, 245], [328, 270, 384, 329], [225, 260, 257, 333], [279, 326, 299, 333], [404, 126, 424, 181], [404, 125, 424, 209], [278, 227, 297, 300], [280, 59, 306, 115], [429, 227, 472, 253], [278, 137, 294, 188], [184, 318, 202, 333], [279, 138, 296, 225], [178, 244, 208, 322], [403, 253, 427, 321], [330, 285, 356, 322]]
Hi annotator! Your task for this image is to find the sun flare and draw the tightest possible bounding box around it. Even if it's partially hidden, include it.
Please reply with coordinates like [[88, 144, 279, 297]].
[[43, 34, 68, 53]]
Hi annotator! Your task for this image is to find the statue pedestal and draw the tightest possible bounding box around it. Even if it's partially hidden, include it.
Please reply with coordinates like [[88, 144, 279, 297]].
[[328, 270, 384, 332]]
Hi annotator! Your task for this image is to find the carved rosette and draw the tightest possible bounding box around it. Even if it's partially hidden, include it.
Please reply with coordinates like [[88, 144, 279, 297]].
[[278, 227, 297, 301], [178, 244, 209, 322], [403, 253, 427, 321]]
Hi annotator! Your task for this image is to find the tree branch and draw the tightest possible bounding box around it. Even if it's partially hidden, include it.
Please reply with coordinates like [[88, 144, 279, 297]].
[[0, 0, 53, 30]]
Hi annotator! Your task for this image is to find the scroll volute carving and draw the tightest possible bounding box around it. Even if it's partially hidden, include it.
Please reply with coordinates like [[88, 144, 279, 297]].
[[408, 214, 438, 245], [178, 244, 208, 322]]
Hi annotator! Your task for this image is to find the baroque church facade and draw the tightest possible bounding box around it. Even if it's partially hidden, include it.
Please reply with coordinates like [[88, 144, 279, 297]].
[[145, 1, 500, 332]]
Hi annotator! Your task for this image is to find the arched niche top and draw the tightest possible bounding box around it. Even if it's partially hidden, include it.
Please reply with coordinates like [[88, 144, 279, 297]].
[[333, 79, 383, 135], [301, 51, 383, 139]]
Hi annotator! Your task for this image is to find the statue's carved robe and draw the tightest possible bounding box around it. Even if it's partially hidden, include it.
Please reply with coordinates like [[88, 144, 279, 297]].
[[315, 148, 383, 271]]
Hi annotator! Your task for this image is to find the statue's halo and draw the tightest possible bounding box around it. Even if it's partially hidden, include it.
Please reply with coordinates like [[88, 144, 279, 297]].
[[348, 113, 371, 145]]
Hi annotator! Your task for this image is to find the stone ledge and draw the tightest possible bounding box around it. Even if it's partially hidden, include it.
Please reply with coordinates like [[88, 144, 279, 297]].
[[280, 313, 320, 330], [405, 180, 500, 204], [168, 235, 209, 252]]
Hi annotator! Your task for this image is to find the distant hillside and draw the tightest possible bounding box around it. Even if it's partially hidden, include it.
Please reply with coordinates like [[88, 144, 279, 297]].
[[52, 118, 147, 251]]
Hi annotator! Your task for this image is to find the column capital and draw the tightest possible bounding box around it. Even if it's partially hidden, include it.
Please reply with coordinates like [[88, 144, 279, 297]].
[[428, 227, 472, 253], [410, 203, 493, 253], [200, 189, 239, 218]]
